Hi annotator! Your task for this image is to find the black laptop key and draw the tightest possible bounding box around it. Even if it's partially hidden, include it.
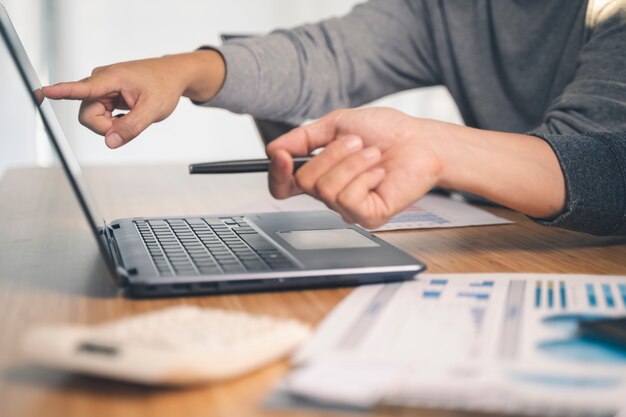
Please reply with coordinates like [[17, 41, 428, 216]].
[[221, 264, 245, 273], [192, 257, 213, 264], [242, 260, 269, 271], [199, 266, 222, 274], [215, 255, 236, 263], [238, 254, 260, 261]]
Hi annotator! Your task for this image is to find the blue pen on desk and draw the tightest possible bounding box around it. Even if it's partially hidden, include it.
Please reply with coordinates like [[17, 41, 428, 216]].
[[189, 157, 312, 174]]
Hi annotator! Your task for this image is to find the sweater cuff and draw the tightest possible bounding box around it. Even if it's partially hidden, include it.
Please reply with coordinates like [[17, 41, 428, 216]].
[[529, 132, 626, 235], [193, 43, 261, 114]]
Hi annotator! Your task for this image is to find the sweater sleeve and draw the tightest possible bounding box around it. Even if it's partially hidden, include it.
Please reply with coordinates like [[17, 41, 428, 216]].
[[530, 131, 626, 235], [534, 1, 626, 134], [200, 0, 440, 124]]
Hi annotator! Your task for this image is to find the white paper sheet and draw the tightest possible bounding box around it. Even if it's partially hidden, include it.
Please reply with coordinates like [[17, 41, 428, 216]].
[[271, 193, 512, 231], [283, 274, 626, 416]]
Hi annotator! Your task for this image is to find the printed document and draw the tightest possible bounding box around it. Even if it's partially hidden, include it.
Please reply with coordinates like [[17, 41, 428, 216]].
[[281, 274, 626, 416], [263, 193, 511, 231]]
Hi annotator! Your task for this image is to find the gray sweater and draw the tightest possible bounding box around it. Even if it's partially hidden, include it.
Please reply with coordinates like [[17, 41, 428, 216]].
[[203, 0, 626, 235]]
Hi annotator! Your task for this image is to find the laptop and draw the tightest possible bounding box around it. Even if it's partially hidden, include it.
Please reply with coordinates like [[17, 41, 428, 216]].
[[0, 5, 425, 297]]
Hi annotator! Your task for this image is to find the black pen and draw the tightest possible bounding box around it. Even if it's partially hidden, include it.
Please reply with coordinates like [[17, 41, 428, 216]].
[[189, 156, 312, 174]]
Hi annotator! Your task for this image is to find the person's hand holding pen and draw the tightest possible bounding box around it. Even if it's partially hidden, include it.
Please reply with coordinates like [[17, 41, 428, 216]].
[[267, 107, 566, 229], [266, 108, 443, 229], [41, 51, 226, 149]]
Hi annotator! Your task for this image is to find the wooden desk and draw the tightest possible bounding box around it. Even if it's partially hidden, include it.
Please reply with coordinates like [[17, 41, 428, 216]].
[[1, 165, 625, 417]]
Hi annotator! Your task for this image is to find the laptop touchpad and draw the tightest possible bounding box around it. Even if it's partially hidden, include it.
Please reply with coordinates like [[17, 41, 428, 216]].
[[277, 229, 379, 250]]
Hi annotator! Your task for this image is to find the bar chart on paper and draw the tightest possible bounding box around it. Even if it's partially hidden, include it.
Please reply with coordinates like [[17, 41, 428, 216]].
[[534, 278, 626, 311], [534, 278, 626, 369], [287, 274, 626, 416]]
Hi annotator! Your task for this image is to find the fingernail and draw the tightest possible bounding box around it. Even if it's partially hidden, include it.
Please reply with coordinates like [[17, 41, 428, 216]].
[[344, 136, 362, 150], [106, 133, 123, 149], [361, 147, 380, 159]]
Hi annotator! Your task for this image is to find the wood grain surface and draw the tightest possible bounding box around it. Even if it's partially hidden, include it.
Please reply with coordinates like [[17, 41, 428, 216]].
[[1, 165, 625, 417]]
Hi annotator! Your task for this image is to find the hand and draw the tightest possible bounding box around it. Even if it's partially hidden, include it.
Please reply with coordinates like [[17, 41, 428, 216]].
[[266, 108, 445, 229], [267, 107, 567, 227], [41, 50, 225, 149]]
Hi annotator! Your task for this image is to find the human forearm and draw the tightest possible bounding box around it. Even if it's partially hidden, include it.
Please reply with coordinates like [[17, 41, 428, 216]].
[[268, 108, 626, 235], [177, 50, 225, 102], [42, 50, 225, 148], [267, 108, 568, 228], [200, 0, 436, 123], [428, 121, 566, 219]]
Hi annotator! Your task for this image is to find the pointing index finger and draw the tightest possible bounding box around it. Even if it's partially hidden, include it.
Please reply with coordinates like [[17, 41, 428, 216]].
[[42, 77, 117, 101]]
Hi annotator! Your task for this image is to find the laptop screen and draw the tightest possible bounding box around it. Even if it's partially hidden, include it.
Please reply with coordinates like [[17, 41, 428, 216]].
[[0, 5, 119, 280]]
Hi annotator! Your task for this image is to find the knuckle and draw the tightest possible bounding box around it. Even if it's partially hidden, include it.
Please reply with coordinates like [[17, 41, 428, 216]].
[[326, 108, 353, 126], [336, 191, 353, 208], [316, 183, 336, 204], [328, 108, 348, 121], [344, 158, 363, 173], [119, 117, 142, 139], [290, 126, 306, 138], [325, 143, 344, 158], [126, 121, 142, 138]]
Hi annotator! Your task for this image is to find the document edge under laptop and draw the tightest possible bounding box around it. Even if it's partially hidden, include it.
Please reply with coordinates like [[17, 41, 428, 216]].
[[0, 6, 426, 297]]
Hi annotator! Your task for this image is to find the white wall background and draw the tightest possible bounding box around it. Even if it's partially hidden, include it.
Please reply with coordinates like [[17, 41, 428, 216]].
[[2, 0, 462, 175], [0, 0, 49, 176]]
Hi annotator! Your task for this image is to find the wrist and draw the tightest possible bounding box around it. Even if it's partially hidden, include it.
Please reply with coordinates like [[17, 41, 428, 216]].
[[416, 121, 567, 218], [417, 120, 489, 193], [168, 50, 225, 102], [407, 118, 455, 189]]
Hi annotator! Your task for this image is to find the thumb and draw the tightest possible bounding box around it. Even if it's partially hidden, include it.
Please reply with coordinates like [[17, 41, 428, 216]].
[[104, 97, 156, 149]]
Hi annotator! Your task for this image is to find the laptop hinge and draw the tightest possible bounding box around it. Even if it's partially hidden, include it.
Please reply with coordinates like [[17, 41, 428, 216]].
[[101, 223, 130, 286]]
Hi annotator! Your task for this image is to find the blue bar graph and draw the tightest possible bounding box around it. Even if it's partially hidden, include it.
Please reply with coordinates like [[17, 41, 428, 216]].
[[586, 284, 597, 308], [548, 281, 554, 309], [423, 290, 441, 299], [602, 284, 615, 308], [619, 284, 626, 307], [458, 292, 490, 300], [559, 281, 567, 309], [470, 281, 494, 288], [535, 281, 542, 308]]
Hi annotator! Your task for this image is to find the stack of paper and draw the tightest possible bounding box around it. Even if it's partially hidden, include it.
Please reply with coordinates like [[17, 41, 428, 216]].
[[273, 274, 626, 416]]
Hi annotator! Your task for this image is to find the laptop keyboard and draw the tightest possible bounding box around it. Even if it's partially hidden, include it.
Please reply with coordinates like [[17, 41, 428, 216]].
[[134, 217, 296, 276]]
